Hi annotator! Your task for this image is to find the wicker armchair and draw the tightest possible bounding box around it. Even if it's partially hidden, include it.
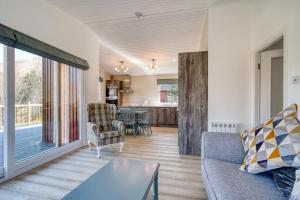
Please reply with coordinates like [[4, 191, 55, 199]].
[[87, 103, 125, 158]]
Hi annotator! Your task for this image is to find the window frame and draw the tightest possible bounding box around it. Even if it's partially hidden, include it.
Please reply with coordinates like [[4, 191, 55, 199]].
[[158, 83, 179, 104]]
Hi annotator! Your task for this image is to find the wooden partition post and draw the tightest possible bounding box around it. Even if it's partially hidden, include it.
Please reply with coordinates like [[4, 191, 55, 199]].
[[178, 51, 208, 156]]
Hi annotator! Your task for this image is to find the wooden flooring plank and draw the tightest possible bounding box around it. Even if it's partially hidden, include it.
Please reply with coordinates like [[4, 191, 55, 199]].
[[0, 187, 44, 200]]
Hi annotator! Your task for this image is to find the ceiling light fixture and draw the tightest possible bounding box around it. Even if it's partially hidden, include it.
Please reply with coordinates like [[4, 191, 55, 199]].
[[149, 59, 159, 72], [114, 61, 129, 73]]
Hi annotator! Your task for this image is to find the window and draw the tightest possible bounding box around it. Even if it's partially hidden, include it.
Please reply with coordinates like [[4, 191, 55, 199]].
[[159, 84, 178, 104]]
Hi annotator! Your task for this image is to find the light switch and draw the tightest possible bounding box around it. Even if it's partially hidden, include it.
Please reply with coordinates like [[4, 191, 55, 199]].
[[292, 75, 300, 85]]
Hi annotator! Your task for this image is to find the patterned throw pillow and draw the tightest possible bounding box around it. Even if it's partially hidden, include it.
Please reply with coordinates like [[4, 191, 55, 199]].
[[240, 104, 300, 174], [241, 104, 298, 154]]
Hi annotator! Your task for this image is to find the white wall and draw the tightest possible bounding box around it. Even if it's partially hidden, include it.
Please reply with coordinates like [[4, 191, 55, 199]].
[[99, 69, 111, 102], [250, 0, 300, 121], [123, 74, 178, 105], [208, 0, 300, 130], [0, 0, 100, 103], [199, 16, 208, 51], [208, 0, 252, 130]]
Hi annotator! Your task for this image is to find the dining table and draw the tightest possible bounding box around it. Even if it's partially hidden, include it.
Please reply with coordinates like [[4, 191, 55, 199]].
[[117, 109, 148, 135]]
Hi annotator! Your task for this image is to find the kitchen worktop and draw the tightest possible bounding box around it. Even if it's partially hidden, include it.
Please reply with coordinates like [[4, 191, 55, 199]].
[[119, 104, 178, 108], [118, 105, 178, 127]]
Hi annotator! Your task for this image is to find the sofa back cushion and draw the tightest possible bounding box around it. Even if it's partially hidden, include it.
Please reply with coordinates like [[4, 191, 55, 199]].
[[87, 103, 117, 131]]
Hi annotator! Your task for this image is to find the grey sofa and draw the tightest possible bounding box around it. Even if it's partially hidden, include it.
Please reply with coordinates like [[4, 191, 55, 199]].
[[201, 132, 287, 200]]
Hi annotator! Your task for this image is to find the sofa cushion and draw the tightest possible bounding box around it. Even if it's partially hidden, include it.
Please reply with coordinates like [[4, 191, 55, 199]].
[[269, 167, 297, 198], [240, 104, 298, 156], [202, 132, 245, 164], [240, 116, 300, 174], [202, 159, 287, 200], [239, 104, 300, 174]]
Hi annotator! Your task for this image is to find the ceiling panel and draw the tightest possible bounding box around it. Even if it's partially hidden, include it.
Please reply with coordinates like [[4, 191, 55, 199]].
[[46, 0, 211, 75]]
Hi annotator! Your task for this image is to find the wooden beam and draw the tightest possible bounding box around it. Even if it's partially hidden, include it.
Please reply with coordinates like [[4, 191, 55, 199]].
[[178, 51, 208, 156]]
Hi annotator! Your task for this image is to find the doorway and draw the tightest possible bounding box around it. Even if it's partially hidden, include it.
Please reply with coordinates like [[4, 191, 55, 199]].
[[256, 37, 284, 124]]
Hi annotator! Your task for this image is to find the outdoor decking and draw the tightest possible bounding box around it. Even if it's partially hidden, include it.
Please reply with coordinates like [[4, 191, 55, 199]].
[[0, 125, 55, 166]]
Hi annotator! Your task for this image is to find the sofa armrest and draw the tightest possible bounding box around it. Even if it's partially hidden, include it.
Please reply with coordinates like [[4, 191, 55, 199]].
[[201, 132, 245, 164]]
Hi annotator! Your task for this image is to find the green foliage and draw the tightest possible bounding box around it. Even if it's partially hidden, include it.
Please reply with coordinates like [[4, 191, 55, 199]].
[[16, 70, 41, 104], [167, 84, 178, 103]]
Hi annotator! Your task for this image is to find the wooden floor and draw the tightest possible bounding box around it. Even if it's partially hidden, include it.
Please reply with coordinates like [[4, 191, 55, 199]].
[[0, 127, 207, 200]]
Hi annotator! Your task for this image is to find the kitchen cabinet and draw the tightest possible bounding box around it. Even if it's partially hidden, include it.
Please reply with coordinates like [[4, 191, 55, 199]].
[[152, 107, 178, 127], [118, 106, 178, 127]]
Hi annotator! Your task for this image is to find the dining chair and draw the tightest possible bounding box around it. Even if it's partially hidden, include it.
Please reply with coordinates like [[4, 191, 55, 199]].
[[117, 108, 132, 121], [119, 108, 136, 135], [134, 108, 146, 134], [138, 108, 153, 135]]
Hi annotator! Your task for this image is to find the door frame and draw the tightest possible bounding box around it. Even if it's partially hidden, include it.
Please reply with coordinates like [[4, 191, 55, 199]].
[[254, 35, 286, 125], [259, 49, 283, 123]]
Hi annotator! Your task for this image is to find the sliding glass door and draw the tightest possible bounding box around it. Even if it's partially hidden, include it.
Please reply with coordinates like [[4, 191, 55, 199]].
[[0, 24, 86, 180], [59, 64, 80, 145], [0, 42, 83, 179], [14, 50, 81, 164], [0, 44, 4, 176]]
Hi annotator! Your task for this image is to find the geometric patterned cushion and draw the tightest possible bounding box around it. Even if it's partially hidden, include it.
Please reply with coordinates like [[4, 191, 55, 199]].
[[241, 129, 252, 153], [241, 104, 298, 155], [240, 104, 300, 174], [240, 116, 300, 174]]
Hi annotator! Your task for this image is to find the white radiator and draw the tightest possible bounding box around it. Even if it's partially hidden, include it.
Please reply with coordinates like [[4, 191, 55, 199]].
[[210, 122, 239, 133]]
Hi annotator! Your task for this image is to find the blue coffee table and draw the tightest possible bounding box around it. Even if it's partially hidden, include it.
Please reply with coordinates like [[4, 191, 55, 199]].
[[62, 158, 160, 200]]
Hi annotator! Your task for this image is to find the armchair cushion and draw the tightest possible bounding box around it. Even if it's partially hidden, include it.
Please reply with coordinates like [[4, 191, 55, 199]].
[[87, 103, 117, 131], [99, 131, 123, 139], [87, 121, 124, 137], [100, 135, 124, 146]]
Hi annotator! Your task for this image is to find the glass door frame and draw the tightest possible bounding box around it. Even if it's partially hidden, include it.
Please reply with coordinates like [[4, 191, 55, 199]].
[[3, 46, 15, 178], [0, 46, 85, 182]]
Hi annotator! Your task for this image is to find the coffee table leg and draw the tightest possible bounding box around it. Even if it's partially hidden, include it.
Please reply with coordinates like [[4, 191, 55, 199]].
[[153, 172, 158, 200]]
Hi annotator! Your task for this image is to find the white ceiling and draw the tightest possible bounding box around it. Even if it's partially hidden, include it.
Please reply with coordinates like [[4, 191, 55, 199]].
[[46, 0, 212, 75]]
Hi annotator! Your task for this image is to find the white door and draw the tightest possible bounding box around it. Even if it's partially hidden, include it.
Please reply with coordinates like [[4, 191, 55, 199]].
[[260, 49, 284, 123]]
